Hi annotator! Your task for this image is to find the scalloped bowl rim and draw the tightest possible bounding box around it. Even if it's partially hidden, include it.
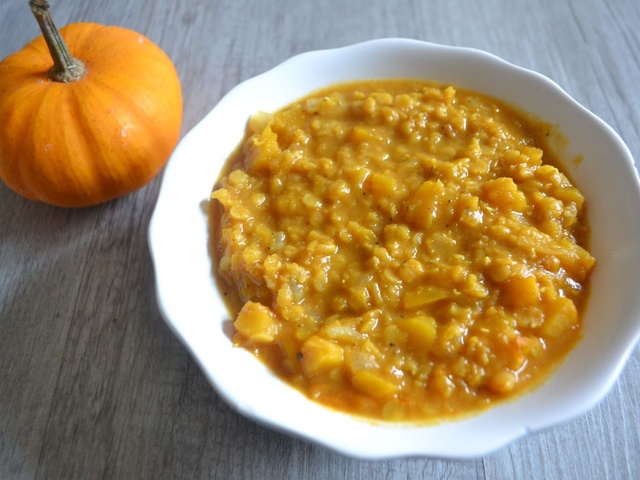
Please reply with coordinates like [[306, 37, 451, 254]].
[[149, 38, 640, 459]]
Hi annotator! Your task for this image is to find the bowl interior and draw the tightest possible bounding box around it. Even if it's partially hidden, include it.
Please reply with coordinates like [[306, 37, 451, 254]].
[[149, 39, 640, 459]]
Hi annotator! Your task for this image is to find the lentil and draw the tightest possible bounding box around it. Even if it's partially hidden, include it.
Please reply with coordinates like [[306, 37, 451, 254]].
[[211, 80, 595, 422]]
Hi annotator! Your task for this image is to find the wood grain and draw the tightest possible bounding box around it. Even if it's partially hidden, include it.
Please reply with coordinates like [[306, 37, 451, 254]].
[[1, 0, 639, 478]]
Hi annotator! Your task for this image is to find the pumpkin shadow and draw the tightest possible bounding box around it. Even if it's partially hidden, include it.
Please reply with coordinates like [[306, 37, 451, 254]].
[[0, 181, 340, 477], [0, 182, 100, 242], [0, 180, 162, 471]]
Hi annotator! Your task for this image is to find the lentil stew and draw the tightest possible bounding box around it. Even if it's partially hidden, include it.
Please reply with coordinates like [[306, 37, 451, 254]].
[[210, 79, 595, 422]]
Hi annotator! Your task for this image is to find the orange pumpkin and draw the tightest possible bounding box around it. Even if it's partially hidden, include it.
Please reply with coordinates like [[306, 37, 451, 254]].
[[0, 1, 183, 207]]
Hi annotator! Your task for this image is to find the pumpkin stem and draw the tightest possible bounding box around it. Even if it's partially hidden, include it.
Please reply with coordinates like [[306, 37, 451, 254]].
[[29, 0, 86, 83]]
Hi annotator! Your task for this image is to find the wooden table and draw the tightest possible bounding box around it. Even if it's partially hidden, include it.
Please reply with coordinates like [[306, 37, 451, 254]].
[[1, 0, 639, 478]]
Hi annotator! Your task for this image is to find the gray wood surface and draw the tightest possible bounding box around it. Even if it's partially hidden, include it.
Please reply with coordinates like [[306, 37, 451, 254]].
[[1, 0, 639, 478]]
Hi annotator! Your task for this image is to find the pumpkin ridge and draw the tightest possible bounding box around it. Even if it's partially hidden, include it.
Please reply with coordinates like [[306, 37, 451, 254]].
[[0, 83, 33, 194], [64, 24, 160, 79], [38, 86, 104, 205], [14, 86, 58, 202], [63, 84, 110, 204], [68, 79, 164, 204], [85, 72, 181, 170]]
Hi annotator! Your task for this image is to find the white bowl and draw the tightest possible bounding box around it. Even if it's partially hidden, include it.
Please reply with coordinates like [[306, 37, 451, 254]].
[[148, 39, 640, 459]]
